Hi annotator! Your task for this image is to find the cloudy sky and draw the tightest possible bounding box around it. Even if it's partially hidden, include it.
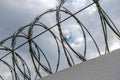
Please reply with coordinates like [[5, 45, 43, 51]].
[[0, 0, 120, 79]]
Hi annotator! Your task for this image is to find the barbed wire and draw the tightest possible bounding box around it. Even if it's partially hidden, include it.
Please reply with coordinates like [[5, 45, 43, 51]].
[[0, 0, 120, 80], [0, 2, 94, 60]]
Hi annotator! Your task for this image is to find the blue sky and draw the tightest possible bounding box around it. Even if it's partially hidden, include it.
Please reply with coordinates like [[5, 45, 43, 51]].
[[0, 0, 120, 79]]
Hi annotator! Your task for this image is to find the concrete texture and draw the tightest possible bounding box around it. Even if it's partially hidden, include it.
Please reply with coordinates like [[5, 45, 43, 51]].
[[40, 49, 120, 80]]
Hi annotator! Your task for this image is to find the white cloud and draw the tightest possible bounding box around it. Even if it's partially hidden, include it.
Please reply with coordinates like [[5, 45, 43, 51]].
[[71, 0, 97, 15], [70, 37, 84, 48], [2, 71, 11, 80], [75, 37, 84, 44], [86, 4, 97, 15], [63, 27, 84, 48], [110, 42, 120, 51], [40, 0, 57, 8], [0, 63, 12, 80], [72, 0, 87, 10]]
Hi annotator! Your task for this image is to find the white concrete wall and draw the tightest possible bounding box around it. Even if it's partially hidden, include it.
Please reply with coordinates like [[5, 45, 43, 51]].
[[40, 49, 120, 80]]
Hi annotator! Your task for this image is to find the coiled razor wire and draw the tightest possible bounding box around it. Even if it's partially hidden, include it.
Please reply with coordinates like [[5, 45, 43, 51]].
[[0, 0, 120, 80]]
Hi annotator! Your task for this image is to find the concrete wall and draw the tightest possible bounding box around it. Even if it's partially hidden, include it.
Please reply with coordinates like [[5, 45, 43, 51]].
[[40, 49, 120, 80]]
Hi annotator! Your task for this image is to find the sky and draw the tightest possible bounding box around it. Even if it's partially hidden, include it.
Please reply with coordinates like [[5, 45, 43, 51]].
[[0, 0, 120, 80]]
